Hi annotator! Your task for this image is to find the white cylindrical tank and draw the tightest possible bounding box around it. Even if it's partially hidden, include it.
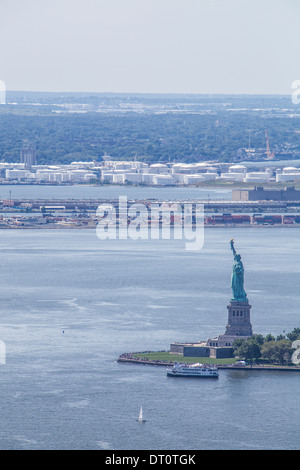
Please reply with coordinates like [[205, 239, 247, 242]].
[[152, 175, 175, 185], [123, 173, 142, 183], [228, 164, 247, 174], [244, 172, 270, 183], [184, 175, 206, 184], [149, 163, 168, 174], [219, 172, 245, 181]]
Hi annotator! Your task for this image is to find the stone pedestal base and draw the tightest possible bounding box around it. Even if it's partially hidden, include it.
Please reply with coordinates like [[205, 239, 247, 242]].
[[171, 297, 253, 359], [225, 300, 253, 337]]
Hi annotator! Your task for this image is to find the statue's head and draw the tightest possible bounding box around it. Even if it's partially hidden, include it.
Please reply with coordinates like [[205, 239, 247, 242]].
[[235, 254, 241, 261]]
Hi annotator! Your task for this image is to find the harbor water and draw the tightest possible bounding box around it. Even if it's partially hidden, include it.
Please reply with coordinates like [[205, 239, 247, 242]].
[[0, 186, 298, 450], [0, 184, 232, 202]]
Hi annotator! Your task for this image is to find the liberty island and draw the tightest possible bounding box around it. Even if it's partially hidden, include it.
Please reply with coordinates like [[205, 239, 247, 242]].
[[119, 239, 300, 369]]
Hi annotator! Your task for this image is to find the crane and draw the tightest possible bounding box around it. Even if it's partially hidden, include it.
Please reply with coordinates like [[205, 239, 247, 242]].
[[265, 130, 275, 160]]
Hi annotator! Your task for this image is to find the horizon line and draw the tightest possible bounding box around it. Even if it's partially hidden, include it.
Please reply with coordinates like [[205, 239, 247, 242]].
[[4, 90, 291, 97]]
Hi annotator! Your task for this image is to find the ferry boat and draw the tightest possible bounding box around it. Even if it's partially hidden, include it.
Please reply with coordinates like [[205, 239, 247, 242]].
[[166, 362, 219, 378]]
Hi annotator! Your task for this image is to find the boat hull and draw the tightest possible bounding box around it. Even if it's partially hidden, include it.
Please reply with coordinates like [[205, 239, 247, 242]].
[[166, 363, 219, 378], [167, 371, 218, 378]]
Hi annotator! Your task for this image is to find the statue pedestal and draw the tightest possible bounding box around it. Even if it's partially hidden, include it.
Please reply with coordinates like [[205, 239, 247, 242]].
[[225, 300, 253, 337]]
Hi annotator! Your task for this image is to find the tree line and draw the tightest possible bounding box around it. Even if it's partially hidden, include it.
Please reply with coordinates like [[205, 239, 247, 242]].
[[233, 328, 300, 364], [0, 106, 300, 165]]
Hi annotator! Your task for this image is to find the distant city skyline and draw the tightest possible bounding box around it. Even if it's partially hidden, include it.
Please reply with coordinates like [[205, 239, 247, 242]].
[[0, 0, 299, 95]]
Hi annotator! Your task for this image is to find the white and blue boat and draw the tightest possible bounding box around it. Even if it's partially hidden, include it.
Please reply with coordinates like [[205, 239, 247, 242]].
[[167, 362, 219, 378]]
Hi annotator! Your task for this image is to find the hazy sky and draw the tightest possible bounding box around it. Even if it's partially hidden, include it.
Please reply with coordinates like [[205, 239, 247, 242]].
[[0, 0, 299, 94]]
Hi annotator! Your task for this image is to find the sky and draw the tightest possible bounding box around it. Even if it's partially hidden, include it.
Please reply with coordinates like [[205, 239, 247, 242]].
[[0, 0, 299, 94]]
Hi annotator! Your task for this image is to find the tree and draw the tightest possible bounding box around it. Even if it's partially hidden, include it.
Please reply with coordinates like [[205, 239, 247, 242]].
[[251, 334, 264, 345], [234, 337, 262, 363], [264, 333, 276, 342], [232, 338, 245, 354], [261, 339, 292, 364], [286, 328, 300, 342], [234, 329, 299, 365]]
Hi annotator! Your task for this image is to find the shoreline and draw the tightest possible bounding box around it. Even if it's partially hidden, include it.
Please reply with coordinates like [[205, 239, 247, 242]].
[[117, 354, 300, 372], [1, 181, 300, 190], [1, 224, 300, 230]]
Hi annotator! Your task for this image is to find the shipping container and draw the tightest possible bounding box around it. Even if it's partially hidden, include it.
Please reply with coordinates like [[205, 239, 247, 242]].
[[283, 215, 295, 224]]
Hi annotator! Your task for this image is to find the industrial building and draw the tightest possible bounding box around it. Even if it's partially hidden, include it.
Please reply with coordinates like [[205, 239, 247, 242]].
[[20, 140, 36, 169], [232, 186, 300, 201]]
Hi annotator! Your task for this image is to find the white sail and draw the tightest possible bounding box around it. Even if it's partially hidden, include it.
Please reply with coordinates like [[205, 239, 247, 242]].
[[137, 405, 146, 422]]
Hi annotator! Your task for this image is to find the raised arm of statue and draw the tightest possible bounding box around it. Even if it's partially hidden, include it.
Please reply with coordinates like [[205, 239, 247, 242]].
[[230, 239, 236, 256], [230, 239, 247, 302]]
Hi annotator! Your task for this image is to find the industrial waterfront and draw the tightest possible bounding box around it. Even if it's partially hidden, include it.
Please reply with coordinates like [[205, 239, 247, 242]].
[[1, 183, 300, 229]]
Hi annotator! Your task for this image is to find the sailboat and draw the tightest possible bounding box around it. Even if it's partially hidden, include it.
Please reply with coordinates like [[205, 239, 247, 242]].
[[136, 405, 146, 423]]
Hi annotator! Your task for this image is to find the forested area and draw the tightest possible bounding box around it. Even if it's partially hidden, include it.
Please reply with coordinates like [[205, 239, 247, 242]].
[[0, 92, 300, 165]]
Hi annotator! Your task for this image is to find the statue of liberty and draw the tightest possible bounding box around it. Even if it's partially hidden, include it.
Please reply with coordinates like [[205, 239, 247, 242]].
[[230, 239, 248, 302]]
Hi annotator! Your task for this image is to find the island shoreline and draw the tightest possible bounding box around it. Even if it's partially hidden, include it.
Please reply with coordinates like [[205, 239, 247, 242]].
[[117, 353, 300, 372]]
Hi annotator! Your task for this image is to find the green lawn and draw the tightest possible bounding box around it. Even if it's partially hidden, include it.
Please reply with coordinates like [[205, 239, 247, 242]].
[[132, 351, 237, 365]]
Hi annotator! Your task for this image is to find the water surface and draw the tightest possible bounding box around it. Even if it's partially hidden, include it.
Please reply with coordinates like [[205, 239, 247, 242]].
[[0, 227, 299, 450]]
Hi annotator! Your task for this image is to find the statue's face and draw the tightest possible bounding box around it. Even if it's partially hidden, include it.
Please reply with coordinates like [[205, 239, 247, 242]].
[[236, 254, 241, 261]]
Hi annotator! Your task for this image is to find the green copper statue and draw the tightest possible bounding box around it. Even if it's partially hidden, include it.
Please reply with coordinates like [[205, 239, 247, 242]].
[[230, 239, 247, 301]]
